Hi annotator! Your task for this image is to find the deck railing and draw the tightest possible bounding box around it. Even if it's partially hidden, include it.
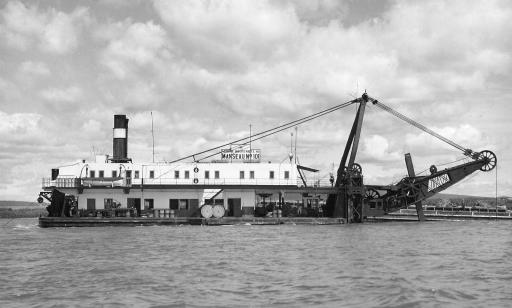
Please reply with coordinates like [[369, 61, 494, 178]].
[[42, 177, 81, 188], [42, 177, 326, 188]]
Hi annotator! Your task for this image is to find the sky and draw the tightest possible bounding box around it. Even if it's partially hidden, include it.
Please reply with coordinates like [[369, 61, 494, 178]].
[[0, 0, 510, 201]]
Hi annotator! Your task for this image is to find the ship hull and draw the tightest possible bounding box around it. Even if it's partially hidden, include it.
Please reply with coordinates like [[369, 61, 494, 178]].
[[38, 216, 346, 227]]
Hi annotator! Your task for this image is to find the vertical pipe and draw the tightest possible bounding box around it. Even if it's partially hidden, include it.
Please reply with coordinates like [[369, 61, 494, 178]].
[[496, 163, 498, 220], [151, 111, 155, 163], [294, 126, 298, 164]]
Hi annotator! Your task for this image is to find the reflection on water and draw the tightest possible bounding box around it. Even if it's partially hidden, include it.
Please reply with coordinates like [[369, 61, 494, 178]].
[[1, 218, 511, 307]]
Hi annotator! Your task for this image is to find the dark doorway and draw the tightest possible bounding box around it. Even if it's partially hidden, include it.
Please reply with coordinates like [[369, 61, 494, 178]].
[[228, 198, 242, 217], [128, 198, 141, 216], [126, 170, 132, 185], [144, 199, 154, 210], [87, 198, 96, 211]]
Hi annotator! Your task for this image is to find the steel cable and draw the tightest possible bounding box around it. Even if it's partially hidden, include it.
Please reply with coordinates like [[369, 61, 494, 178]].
[[169, 99, 359, 163], [372, 100, 467, 152]]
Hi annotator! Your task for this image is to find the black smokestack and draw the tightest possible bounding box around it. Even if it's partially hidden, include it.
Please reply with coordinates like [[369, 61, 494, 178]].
[[113, 115, 129, 163]]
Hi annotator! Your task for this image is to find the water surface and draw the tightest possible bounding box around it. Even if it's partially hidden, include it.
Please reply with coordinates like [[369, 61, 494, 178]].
[[1, 218, 511, 307]]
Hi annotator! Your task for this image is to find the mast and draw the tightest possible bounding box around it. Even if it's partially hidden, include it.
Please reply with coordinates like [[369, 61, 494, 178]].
[[151, 111, 155, 163]]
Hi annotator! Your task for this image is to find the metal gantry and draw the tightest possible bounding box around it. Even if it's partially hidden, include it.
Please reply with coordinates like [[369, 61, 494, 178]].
[[325, 92, 497, 223]]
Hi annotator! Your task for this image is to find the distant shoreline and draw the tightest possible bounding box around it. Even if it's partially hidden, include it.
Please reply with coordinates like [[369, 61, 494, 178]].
[[0, 208, 47, 218]]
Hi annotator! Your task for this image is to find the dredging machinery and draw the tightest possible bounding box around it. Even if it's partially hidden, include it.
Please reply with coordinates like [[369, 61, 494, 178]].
[[324, 92, 496, 222], [38, 92, 497, 226]]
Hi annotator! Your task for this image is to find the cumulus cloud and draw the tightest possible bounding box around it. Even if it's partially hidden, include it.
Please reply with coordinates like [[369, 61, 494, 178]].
[[405, 124, 485, 155], [19, 61, 50, 76], [100, 21, 168, 79], [0, 0, 510, 200], [153, 0, 302, 71], [360, 134, 401, 162], [40, 86, 83, 103], [40, 7, 90, 53], [0, 1, 90, 53], [0, 110, 41, 139]]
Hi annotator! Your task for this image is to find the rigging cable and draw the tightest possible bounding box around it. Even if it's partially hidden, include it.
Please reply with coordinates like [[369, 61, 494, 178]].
[[168, 98, 359, 163], [197, 104, 353, 162], [370, 98, 468, 153], [415, 157, 470, 176]]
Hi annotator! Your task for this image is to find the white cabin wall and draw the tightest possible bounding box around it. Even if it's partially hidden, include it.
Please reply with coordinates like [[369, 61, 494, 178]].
[[61, 161, 297, 186], [139, 189, 203, 209], [223, 189, 256, 209], [76, 189, 117, 210], [75, 189, 209, 209]]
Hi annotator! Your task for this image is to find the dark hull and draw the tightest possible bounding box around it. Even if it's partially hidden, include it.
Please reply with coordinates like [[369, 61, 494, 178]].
[[38, 216, 346, 227]]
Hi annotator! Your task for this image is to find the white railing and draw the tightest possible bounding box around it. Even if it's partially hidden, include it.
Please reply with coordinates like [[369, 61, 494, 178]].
[[42, 177, 309, 188], [42, 178, 80, 188], [137, 177, 298, 186]]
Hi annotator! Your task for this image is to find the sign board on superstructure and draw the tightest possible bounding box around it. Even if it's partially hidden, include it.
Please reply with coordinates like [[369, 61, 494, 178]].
[[220, 149, 261, 162]]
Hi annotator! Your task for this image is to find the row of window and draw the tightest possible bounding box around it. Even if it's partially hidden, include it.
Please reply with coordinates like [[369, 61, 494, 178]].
[[88, 169, 290, 180], [89, 170, 151, 179], [89, 198, 196, 211]]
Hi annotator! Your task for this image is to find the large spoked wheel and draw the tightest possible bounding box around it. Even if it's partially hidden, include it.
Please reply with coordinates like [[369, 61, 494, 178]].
[[479, 150, 497, 171], [365, 188, 380, 200], [351, 163, 362, 175]]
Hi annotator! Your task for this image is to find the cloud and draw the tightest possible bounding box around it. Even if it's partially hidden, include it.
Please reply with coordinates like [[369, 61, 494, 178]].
[[0, 76, 24, 107], [360, 135, 401, 162], [0, 1, 45, 49], [40, 7, 90, 53], [282, 0, 349, 25], [153, 0, 302, 71], [40, 86, 83, 103], [0, 1, 90, 53], [380, 0, 512, 94], [0, 110, 41, 140], [100, 21, 168, 79], [0, 0, 510, 200], [19, 61, 50, 76], [405, 124, 485, 155]]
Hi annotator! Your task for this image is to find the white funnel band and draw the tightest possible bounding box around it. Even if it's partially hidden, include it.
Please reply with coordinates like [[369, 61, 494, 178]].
[[113, 128, 126, 138]]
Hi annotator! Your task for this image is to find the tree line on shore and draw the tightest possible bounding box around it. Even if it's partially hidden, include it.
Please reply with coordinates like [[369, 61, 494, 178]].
[[0, 207, 47, 218], [427, 197, 512, 209]]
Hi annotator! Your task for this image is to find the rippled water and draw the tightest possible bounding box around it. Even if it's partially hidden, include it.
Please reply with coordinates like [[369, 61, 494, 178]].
[[1, 218, 511, 307]]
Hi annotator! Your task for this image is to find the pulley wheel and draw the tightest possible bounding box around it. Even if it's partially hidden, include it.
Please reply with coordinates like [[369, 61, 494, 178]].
[[365, 188, 380, 200], [429, 165, 437, 174], [479, 150, 497, 171], [351, 163, 362, 175]]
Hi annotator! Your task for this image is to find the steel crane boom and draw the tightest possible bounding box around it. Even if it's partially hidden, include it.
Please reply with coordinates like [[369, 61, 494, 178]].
[[327, 93, 497, 222]]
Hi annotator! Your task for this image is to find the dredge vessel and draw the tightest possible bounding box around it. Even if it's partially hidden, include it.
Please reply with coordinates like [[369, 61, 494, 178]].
[[38, 93, 497, 227]]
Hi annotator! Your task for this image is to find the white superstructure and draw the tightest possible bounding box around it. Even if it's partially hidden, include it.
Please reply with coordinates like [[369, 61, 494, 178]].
[[40, 115, 326, 218], [45, 157, 299, 214]]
